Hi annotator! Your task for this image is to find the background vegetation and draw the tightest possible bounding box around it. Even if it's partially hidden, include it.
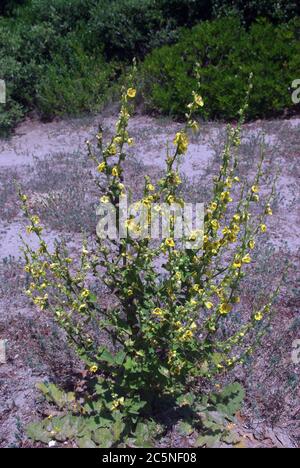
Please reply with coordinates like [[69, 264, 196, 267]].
[[142, 17, 300, 120], [0, 0, 299, 135]]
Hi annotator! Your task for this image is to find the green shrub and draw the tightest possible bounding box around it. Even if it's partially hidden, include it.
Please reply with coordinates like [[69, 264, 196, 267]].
[[89, 0, 168, 60], [0, 9, 114, 133], [160, 0, 212, 26], [21, 76, 281, 447], [15, 0, 93, 31], [0, 0, 26, 16], [0, 97, 24, 137], [35, 43, 116, 120], [212, 0, 300, 25], [142, 17, 300, 120], [89, 0, 214, 60]]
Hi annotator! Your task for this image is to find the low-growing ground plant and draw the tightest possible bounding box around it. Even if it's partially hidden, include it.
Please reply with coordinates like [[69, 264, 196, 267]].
[[20, 70, 282, 448]]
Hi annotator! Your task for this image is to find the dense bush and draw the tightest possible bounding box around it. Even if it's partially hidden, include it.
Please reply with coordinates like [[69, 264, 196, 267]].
[[212, 0, 300, 25], [0, 0, 26, 16], [36, 44, 115, 119], [89, 0, 213, 60], [0, 1, 299, 134], [0, 2, 114, 133], [142, 17, 300, 121]]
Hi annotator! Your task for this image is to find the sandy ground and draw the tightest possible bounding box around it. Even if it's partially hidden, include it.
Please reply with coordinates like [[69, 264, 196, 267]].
[[0, 111, 299, 447]]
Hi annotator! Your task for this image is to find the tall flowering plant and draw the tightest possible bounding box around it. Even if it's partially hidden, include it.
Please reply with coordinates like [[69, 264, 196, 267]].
[[21, 71, 280, 447]]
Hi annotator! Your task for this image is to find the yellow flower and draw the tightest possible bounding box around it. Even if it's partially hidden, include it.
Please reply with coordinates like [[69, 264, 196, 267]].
[[107, 143, 117, 156], [174, 132, 189, 155], [265, 205, 273, 216], [193, 93, 204, 107], [125, 218, 136, 231], [210, 202, 218, 211], [127, 289, 134, 297], [225, 178, 232, 188], [81, 289, 90, 299], [260, 224, 267, 233], [127, 88, 136, 99], [232, 224, 240, 235], [181, 330, 194, 341], [233, 259, 242, 269], [211, 219, 219, 231], [147, 184, 155, 192], [185, 330, 194, 339], [111, 397, 125, 411], [189, 120, 199, 132], [248, 239, 255, 250], [219, 303, 232, 315], [233, 214, 240, 223], [251, 185, 259, 194], [31, 215, 40, 225], [254, 312, 263, 321], [222, 227, 231, 236], [100, 195, 110, 204], [153, 307, 163, 317], [112, 166, 119, 177], [232, 296, 240, 304], [165, 238, 175, 248], [173, 174, 182, 185], [242, 254, 251, 264], [127, 138, 134, 146], [89, 365, 98, 373], [114, 136, 123, 145], [167, 350, 177, 363], [220, 191, 232, 203], [97, 162, 106, 173], [204, 301, 214, 310], [167, 195, 175, 204], [175, 271, 182, 281]]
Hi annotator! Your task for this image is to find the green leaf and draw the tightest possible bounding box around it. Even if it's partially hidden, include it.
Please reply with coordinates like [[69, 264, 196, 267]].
[[36, 382, 75, 409], [112, 420, 125, 441], [195, 434, 221, 448], [89, 293, 97, 303], [91, 428, 113, 448], [98, 348, 116, 365], [126, 399, 147, 415], [176, 393, 195, 407], [158, 366, 170, 378], [26, 421, 52, 444], [76, 436, 97, 448], [115, 351, 126, 365], [131, 421, 154, 448], [177, 421, 194, 436], [124, 357, 136, 370]]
